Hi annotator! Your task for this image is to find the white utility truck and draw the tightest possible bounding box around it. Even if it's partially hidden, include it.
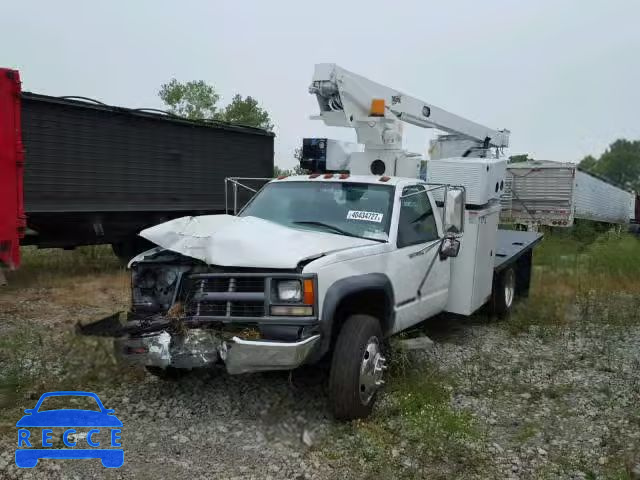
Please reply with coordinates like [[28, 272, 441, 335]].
[[85, 64, 541, 419]]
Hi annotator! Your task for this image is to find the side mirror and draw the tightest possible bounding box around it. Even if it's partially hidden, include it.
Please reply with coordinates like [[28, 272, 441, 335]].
[[440, 237, 461, 259], [444, 187, 465, 234]]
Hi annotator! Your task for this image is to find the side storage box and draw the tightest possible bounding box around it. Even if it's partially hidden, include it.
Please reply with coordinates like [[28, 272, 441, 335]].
[[445, 202, 501, 316], [428, 157, 506, 206]]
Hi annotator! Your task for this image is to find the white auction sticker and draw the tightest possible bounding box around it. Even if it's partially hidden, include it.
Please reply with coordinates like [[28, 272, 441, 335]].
[[346, 210, 384, 223]]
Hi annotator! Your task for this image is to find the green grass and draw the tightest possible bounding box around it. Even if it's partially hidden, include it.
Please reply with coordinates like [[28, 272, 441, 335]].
[[534, 227, 640, 280], [5, 245, 123, 289], [0, 324, 138, 425], [513, 421, 540, 443], [504, 229, 640, 335], [0, 244, 130, 425]]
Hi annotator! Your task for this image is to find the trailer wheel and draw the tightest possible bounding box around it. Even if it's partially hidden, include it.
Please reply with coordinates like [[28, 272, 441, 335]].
[[492, 267, 516, 317], [329, 314, 386, 420]]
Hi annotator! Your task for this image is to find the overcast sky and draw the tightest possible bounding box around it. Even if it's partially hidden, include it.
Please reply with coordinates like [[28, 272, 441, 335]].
[[2, 1, 638, 168]]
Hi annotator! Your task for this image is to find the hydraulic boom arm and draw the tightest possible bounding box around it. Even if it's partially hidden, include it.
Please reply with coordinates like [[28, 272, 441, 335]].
[[309, 64, 509, 160]]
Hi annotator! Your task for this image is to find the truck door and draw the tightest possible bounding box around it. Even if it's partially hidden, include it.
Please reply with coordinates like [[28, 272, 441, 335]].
[[387, 184, 451, 333]]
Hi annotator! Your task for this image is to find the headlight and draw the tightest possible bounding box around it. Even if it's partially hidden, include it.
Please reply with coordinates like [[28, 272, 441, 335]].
[[275, 280, 302, 302], [134, 268, 156, 289]]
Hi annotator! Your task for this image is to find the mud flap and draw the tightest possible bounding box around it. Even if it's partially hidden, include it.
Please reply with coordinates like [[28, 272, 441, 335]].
[[76, 312, 126, 337]]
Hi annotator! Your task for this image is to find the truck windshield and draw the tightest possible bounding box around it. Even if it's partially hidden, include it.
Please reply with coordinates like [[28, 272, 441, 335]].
[[239, 181, 394, 242]]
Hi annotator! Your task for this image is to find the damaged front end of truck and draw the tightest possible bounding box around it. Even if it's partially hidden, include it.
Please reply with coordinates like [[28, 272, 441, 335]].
[[79, 247, 321, 375]]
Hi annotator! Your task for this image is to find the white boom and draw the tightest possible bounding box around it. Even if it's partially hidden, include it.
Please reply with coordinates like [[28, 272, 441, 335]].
[[308, 63, 510, 177]]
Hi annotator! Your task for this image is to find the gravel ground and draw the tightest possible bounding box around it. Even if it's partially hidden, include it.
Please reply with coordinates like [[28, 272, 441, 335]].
[[1, 368, 337, 480], [425, 315, 640, 479], [1, 275, 639, 479]]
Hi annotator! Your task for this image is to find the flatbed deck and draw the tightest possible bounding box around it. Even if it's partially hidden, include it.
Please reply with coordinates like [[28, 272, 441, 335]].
[[494, 229, 543, 271]]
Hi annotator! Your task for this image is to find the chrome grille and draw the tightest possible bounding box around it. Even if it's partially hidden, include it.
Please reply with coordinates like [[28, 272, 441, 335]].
[[197, 277, 266, 293], [185, 275, 266, 318], [230, 301, 265, 317]]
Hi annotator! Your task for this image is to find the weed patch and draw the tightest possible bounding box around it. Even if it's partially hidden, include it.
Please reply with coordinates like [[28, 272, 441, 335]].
[[322, 366, 488, 479], [501, 231, 640, 335], [5, 245, 123, 289], [0, 322, 137, 425]]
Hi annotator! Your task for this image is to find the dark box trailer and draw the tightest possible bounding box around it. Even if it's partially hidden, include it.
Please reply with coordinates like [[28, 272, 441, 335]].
[[0, 68, 274, 269]]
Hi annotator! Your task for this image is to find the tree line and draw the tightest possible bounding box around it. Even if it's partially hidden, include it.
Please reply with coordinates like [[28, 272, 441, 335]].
[[158, 79, 273, 131]]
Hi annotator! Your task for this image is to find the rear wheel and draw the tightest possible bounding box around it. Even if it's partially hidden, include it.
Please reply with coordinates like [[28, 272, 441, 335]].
[[329, 314, 386, 420], [492, 266, 516, 317]]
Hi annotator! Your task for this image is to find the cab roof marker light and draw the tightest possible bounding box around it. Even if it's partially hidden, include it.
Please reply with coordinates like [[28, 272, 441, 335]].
[[309, 173, 321, 179], [277, 175, 288, 180], [323, 173, 334, 179], [379, 176, 391, 182], [339, 173, 350, 179]]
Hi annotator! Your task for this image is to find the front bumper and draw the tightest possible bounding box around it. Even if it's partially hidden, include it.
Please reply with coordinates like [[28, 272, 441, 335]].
[[114, 329, 320, 374]]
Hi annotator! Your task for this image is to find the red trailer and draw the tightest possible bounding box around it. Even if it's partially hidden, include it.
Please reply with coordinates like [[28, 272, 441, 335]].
[[0, 69, 25, 270]]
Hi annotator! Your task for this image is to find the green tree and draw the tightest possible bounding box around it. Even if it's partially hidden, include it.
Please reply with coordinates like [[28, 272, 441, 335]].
[[159, 80, 273, 131], [273, 164, 308, 177], [273, 148, 308, 177], [273, 165, 290, 177], [509, 154, 531, 163], [218, 94, 273, 131], [578, 154, 597, 172], [159, 79, 220, 120], [578, 139, 640, 191]]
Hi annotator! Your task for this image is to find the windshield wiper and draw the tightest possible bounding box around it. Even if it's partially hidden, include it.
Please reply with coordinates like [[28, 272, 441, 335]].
[[292, 221, 387, 243]]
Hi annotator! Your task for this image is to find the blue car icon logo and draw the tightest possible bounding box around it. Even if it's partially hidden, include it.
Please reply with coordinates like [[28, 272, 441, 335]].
[[15, 391, 123, 468]]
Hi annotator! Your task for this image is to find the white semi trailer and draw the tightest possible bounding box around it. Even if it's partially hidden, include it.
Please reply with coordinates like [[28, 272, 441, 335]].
[[501, 160, 638, 228]]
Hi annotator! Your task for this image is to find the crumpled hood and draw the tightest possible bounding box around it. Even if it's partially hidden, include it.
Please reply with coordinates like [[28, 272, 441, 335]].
[[139, 215, 378, 269]]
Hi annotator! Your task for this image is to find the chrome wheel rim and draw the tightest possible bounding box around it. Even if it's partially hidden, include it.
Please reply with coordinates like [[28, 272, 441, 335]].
[[359, 336, 386, 405], [504, 269, 515, 309]]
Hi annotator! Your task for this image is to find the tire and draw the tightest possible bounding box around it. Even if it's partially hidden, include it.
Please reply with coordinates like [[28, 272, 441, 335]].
[[492, 266, 516, 317], [329, 314, 386, 420], [145, 366, 185, 380]]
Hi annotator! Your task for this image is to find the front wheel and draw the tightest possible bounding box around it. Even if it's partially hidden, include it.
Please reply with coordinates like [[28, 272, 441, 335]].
[[492, 266, 516, 317], [329, 314, 386, 420]]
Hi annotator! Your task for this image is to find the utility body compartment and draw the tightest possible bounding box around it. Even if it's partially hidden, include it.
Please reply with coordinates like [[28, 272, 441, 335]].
[[445, 202, 501, 315], [428, 157, 507, 206]]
